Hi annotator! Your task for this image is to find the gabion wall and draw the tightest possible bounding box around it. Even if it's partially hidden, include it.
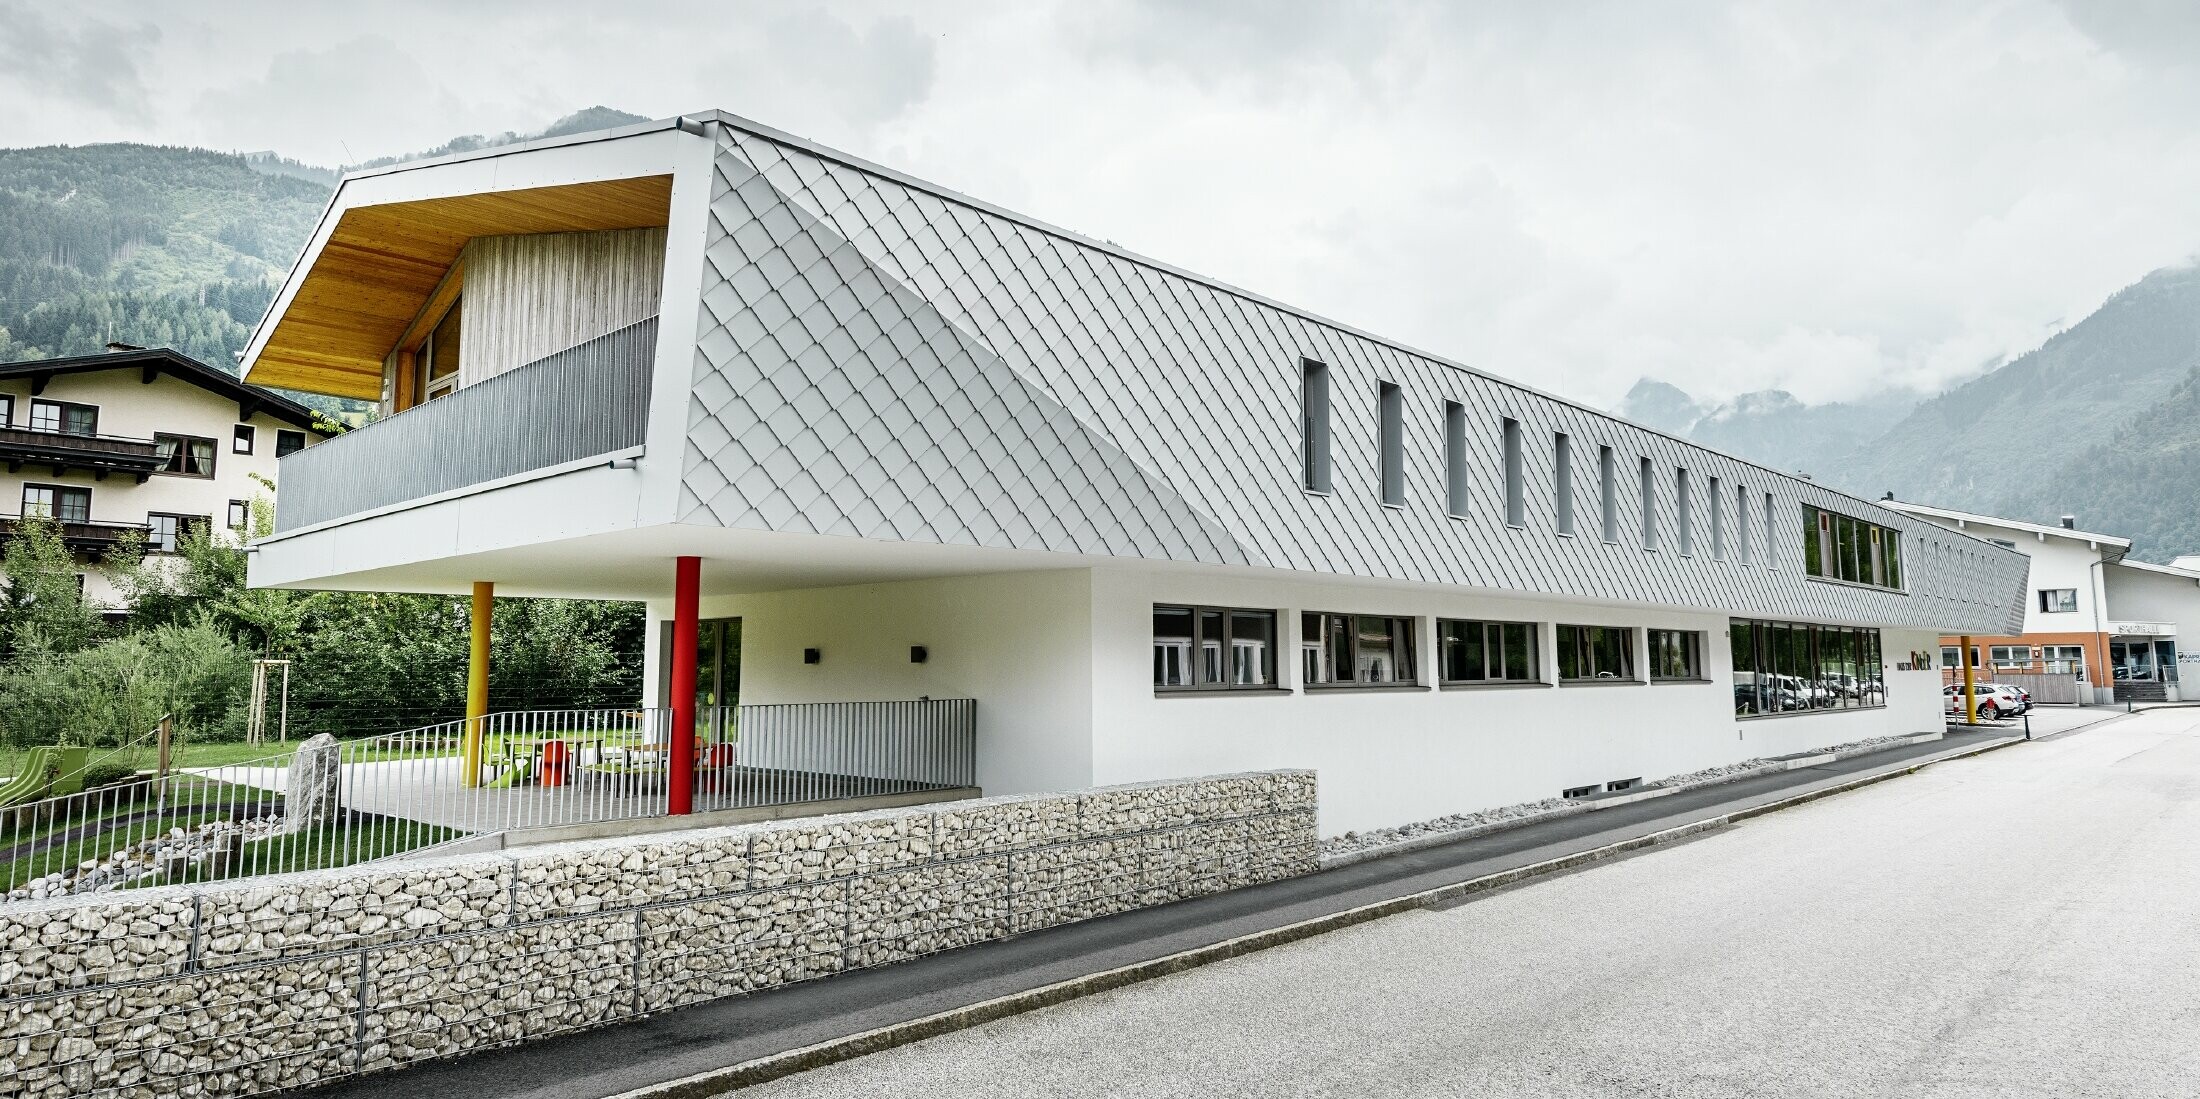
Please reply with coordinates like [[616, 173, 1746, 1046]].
[[0, 770, 1316, 1099]]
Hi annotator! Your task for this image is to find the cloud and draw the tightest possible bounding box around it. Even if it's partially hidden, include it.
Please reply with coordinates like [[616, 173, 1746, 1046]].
[[0, 0, 160, 120], [190, 36, 495, 164]]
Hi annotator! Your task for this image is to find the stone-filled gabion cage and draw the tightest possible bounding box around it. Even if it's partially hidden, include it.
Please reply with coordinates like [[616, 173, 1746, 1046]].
[[0, 770, 1316, 1099]]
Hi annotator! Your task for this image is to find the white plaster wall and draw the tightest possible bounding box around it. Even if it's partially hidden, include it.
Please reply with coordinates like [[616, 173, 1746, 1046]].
[[1089, 567, 1946, 836], [1902, 515, 2107, 634], [2105, 564, 2200, 679], [644, 569, 1096, 797], [0, 369, 321, 608]]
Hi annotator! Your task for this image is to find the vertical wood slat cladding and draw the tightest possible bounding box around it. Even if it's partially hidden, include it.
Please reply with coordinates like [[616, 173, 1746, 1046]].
[[459, 228, 669, 386]]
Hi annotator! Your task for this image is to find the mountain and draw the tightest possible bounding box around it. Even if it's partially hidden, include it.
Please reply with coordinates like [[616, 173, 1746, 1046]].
[[0, 107, 648, 414], [1628, 261, 2200, 561], [1615, 379, 1703, 436]]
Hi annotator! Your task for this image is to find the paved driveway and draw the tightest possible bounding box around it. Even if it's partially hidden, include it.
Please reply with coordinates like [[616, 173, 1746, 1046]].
[[745, 709, 2200, 1098]]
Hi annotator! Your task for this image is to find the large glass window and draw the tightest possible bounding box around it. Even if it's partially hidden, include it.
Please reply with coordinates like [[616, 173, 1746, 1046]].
[[1648, 629, 1705, 681], [1801, 504, 1904, 590], [1153, 605, 1277, 691], [1557, 624, 1636, 683], [1438, 620, 1540, 684], [1302, 613, 1418, 687], [1732, 620, 1886, 718]]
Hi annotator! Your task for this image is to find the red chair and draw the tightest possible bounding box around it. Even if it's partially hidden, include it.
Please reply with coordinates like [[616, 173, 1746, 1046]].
[[539, 740, 571, 788]]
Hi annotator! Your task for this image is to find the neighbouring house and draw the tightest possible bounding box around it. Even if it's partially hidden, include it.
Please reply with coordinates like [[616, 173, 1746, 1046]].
[[236, 111, 2029, 835], [0, 345, 332, 609], [1887, 500, 2200, 703]]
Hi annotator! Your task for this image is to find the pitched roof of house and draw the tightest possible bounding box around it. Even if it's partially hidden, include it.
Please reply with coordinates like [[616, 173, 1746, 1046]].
[[0, 347, 332, 433]]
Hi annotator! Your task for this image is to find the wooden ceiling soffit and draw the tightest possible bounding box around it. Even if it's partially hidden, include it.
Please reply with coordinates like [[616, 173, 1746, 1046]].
[[250, 174, 674, 398]]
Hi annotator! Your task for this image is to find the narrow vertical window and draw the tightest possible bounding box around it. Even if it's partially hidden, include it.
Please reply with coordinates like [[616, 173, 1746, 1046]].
[[1763, 492, 1777, 568], [1709, 476, 1725, 559], [1444, 401, 1469, 517], [1676, 468, 1693, 556], [1639, 457, 1657, 550], [1378, 382, 1403, 506], [1301, 358, 1331, 493], [1553, 433, 1575, 536], [1501, 417, 1525, 527], [1737, 485, 1752, 564], [1598, 446, 1618, 542]]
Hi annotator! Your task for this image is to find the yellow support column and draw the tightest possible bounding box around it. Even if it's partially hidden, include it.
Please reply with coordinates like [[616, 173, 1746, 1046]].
[[1960, 634, 1977, 725], [462, 582, 492, 787]]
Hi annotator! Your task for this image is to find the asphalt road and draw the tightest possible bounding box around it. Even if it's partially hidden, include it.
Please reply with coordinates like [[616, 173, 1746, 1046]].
[[742, 708, 2198, 1099]]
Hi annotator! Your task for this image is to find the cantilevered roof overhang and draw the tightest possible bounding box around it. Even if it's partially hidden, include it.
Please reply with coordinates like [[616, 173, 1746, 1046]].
[[244, 166, 675, 399]]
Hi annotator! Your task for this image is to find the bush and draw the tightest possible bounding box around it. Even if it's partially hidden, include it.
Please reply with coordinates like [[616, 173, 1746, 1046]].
[[79, 759, 143, 790], [0, 618, 250, 750]]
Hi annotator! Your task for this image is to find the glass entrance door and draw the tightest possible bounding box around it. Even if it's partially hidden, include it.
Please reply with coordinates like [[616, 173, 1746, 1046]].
[[662, 617, 741, 742], [2110, 638, 2158, 682]]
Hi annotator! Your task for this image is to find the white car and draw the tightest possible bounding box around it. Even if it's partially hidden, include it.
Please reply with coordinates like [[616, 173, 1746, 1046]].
[[1945, 683, 2024, 720]]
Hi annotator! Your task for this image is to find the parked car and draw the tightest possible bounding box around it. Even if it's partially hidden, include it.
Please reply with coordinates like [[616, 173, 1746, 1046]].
[[1944, 682, 2026, 719], [1771, 674, 1836, 709]]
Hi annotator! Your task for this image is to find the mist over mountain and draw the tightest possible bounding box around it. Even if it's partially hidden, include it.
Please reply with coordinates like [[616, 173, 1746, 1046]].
[[1625, 261, 2200, 562]]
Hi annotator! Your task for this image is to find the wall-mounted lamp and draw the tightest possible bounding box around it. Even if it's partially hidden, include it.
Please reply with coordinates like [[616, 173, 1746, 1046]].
[[803, 648, 821, 665], [909, 646, 928, 664]]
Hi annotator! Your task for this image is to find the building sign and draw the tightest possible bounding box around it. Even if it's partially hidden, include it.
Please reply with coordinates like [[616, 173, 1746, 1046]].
[[2110, 621, 2177, 637]]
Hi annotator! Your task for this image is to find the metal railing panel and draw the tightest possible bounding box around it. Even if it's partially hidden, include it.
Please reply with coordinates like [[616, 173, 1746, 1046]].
[[272, 315, 658, 532], [2, 698, 977, 902]]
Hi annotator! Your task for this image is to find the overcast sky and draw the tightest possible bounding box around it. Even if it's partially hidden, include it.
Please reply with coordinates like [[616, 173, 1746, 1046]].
[[4, 0, 2197, 411]]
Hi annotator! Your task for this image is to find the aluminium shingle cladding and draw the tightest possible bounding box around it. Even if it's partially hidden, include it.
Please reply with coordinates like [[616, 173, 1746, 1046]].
[[680, 122, 2027, 634]]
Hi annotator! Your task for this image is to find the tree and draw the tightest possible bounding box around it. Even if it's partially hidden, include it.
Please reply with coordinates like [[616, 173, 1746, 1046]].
[[0, 515, 108, 658]]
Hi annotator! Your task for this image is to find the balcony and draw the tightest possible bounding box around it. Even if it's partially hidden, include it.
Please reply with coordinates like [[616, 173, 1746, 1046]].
[[0, 513, 151, 551], [273, 315, 658, 533], [0, 426, 166, 481]]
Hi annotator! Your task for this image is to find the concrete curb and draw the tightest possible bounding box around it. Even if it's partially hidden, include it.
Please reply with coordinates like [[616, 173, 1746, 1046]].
[[607, 732, 2025, 1099], [1321, 728, 1946, 871]]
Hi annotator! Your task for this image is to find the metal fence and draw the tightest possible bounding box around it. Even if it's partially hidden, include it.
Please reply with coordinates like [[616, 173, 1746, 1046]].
[[1, 699, 977, 902], [273, 315, 659, 532]]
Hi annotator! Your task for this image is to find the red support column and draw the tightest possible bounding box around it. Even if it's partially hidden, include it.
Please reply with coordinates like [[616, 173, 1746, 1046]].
[[668, 556, 700, 816]]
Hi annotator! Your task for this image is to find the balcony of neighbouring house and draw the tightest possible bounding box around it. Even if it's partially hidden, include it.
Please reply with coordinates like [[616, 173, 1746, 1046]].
[[0, 513, 152, 552], [0, 425, 166, 481], [271, 315, 658, 533]]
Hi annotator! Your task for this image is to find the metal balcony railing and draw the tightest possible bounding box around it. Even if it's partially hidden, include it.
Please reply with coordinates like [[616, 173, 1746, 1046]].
[[272, 315, 658, 533]]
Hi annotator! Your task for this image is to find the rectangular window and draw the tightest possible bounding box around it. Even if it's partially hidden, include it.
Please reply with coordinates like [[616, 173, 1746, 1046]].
[[1648, 628, 1705, 681], [1444, 401, 1469, 517], [1438, 619, 1540, 684], [1599, 446, 1618, 542], [1152, 605, 1278, 691], [232, 424, 256, 454], [1501, 417, 1525, 527], [416, 297, 463, 403], [1300, 358, 1331, 493], [146, 512, 209, 554], [29, 399, 97, 436], [1554, 433, 1575, 536], [1639, 457, 1657, 550], [2044, 644, 2085, 674], [276, 430, 307, 458], [0, 394, 12, 426], [226, 499, 250, 531], [1733, 619, 1885, 717], [1763, 493, 1776, 569], [1676, 468, 1693, 556], [153, 433, 217, 478], [1800, 504, 1905, 590], [1990, 645, 2031, 669], [1556, 624, 1637, 683], [2039, 588, 2078, 613], [1302, 612, 1419, 687], [21, 484, 90, 523], [1709, 476, 1725, 559], [1378, 382, 1403, 506], [1737, 485, 1752, 564]]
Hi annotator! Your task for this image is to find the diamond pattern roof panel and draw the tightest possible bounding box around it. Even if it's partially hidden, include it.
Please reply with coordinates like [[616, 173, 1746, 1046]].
[[677, 125, 2026, 633]]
